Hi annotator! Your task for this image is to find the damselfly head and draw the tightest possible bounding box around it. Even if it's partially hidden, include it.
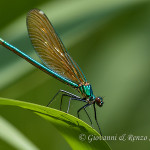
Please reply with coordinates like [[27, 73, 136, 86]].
[[95, 97, 104, 107]]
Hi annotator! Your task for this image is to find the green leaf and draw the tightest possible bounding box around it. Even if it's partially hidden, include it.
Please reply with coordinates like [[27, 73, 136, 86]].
[[0, 97, 110, 150]]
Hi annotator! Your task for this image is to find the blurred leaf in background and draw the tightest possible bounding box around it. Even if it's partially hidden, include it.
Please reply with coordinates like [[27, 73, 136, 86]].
[[0, 0, 150, 150]]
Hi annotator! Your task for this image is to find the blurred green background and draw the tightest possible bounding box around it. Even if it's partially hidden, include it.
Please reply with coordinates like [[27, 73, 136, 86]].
[[0, 0, 150, 149]]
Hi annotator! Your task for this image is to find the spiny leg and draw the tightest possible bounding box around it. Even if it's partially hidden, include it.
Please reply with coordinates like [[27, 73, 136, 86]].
[[77, 103, 90, 118], [77, 103, 92, 125], [60, 94, 68, 111], [60, 95, 86, 112], [65, 97, 86, 114], [47, 89, 80, 107], [60, 94, 74, 111], [67, 98, 71, 113], [47, 90, 62, 107], [93, 102, 102, 136], [84, 107, 93, 127]]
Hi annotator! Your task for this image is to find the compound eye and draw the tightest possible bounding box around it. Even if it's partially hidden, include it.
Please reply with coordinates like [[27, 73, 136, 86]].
[[95, 97, 103, 107]]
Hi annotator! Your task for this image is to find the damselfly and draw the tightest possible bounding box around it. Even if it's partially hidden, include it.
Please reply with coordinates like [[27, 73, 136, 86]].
[[0, 9, 104, 135]]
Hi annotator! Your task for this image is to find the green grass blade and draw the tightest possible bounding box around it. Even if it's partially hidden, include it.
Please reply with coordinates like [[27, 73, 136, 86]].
[[0, 97, 111, 150]]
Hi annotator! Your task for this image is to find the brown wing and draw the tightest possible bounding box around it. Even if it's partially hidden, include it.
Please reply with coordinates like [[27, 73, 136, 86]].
[[26, 9, 87, 85]]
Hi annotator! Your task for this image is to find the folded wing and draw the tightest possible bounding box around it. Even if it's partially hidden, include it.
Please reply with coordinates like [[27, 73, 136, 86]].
[[26, 9, 87, 85]]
